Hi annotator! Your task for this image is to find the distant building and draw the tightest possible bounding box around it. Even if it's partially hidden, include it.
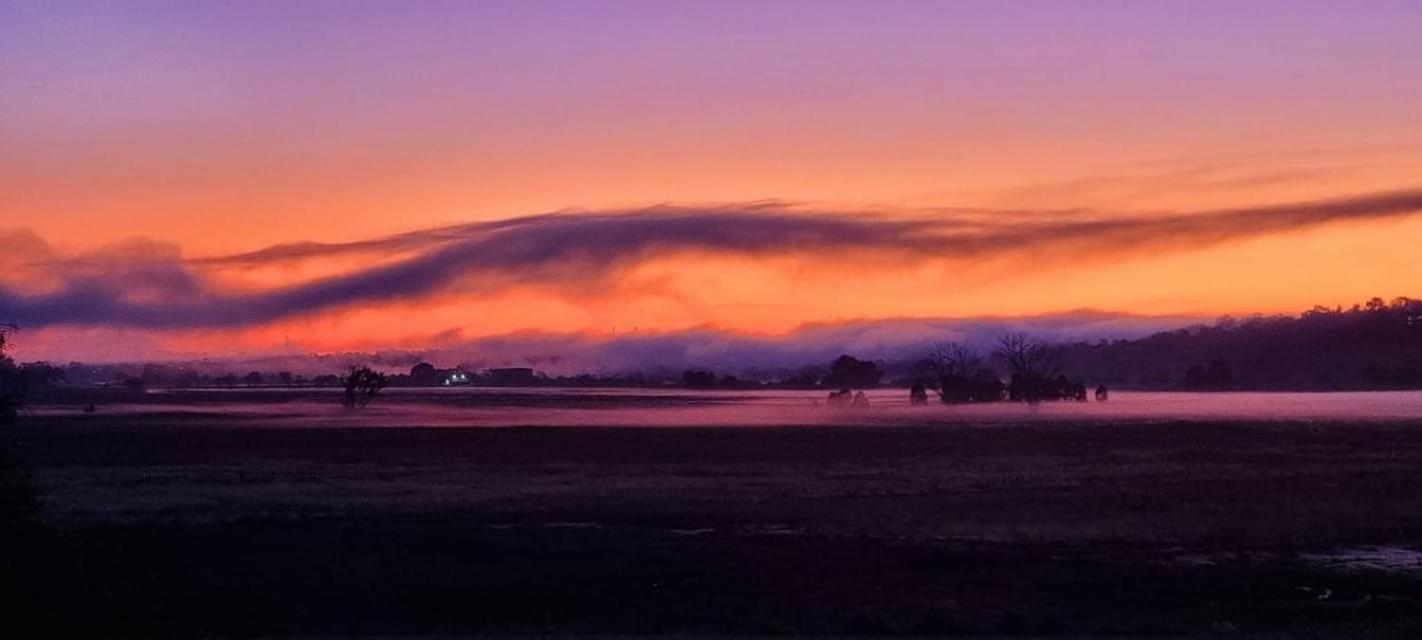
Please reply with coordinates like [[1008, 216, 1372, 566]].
[[443, 371, 472, 386], [487, 367, 537, 386]]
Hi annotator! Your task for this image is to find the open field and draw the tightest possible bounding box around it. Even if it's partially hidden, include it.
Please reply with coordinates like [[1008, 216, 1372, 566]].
[[8, 391, 1422, 636]]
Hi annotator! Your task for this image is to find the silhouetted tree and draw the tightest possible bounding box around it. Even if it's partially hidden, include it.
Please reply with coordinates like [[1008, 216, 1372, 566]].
[[681, 370, 718, 389], [1184, 364, 1205, 389], [780, 371, 822, 389], [341, 367, 389, 409], [923, 342, 1004, 403], [121, 376, 145, 393], [925, 342, 981, 380], [1184, 358, 1234, 390], [409, 362, 440, 386], [174, 370, 203, 389], [995, 332, 1065, 404], [0, 326, 21, 425], [18, 362, 65, 390], [140, 363, 177, 387], [0, 325, 41, 531], [821, 355, 882, 388], [1206, 358, 1234, 388], [243, 371, 264, 387], [1056, 297, 1422, 391]]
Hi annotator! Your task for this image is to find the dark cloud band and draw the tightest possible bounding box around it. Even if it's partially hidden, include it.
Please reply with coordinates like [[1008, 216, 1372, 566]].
[[3, 190, 1421, 329]]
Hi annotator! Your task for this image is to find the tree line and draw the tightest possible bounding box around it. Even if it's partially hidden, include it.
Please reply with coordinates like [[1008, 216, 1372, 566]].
[[1058, 296, 1422, 390], [3, 296, 1418, 396]]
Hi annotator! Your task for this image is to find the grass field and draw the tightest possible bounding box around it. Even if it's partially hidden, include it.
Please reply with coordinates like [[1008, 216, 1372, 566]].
[[9, 398, 1422, 636]]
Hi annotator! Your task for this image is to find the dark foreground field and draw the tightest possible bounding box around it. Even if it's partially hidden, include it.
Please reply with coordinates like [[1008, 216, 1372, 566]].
[[9, 412, 1422, 637]]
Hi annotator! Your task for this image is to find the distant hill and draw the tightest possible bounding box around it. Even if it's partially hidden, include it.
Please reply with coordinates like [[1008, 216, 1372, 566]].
[[1058, 298, 1422, 390], [11, 300, 1421, 392]]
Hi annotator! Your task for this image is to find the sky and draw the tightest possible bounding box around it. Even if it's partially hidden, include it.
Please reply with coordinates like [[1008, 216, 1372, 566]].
[[3, 1, 1422, 364]]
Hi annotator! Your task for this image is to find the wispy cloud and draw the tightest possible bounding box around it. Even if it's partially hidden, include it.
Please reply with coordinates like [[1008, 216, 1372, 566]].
[[3, 189, 1421, 329]]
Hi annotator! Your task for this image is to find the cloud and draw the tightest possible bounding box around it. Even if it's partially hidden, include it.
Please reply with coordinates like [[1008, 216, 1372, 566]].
[[0, 229, 58, 283], [35, 310, 1197, 373], [3, 189, 1421, 329], [503, 310, 1197, 376]]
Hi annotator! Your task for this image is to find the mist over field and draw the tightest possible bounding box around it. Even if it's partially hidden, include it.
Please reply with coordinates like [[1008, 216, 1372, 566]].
[[32, 388, 1422, 429]]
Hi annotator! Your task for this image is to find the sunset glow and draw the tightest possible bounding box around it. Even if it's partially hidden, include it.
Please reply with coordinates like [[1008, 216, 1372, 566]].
[[4, 1, 1422, 362]]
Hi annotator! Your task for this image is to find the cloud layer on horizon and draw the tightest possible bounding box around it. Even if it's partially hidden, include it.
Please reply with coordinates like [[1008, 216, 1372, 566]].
[[416, 310, 1202, 376], [3, 188, 1422, 330], [44, 309, 1203, 375]]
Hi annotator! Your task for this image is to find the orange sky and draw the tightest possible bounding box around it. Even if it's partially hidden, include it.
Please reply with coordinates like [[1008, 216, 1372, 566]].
[[3, 2, 1422, 361]]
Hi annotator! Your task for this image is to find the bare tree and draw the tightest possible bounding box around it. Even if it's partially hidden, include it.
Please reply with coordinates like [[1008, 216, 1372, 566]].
[[994, 332, 1064, 404], [923, 342, 1003, 403], [925, 341, 981, 379], [341, 366, 389, 410]]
